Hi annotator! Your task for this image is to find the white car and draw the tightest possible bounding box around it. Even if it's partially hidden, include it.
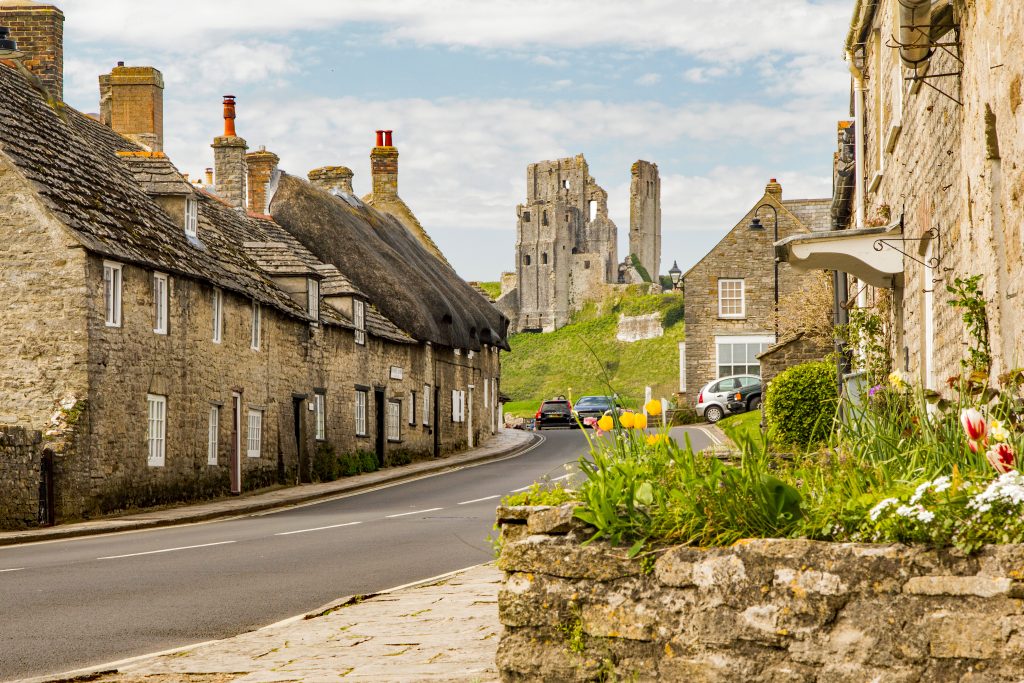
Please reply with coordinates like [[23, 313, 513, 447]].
[[695, 374, 760, 423]]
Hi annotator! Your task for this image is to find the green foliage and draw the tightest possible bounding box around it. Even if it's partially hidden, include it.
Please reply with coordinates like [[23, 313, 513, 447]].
[[502, 482, 575, 507], [947, 275, 991, 374], [764, 361, 837, 448], [628, 253, 653, 283], [503, 291, 684, 415], [476, 281, 503, 300], [718, 410, 766, 451], [837, 301, 892, 387], [313, 443, 380, 482]]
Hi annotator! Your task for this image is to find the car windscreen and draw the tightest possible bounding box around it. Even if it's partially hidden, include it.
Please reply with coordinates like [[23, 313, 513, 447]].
[[574, 397, 610, 408], [541, 402, 570, 413]]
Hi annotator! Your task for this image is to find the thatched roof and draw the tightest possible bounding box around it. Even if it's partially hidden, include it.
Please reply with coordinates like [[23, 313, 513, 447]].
[[271, 173, 510, 351]]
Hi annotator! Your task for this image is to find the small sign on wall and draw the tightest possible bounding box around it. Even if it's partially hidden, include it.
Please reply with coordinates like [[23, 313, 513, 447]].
[[390, 366, 404, 380]]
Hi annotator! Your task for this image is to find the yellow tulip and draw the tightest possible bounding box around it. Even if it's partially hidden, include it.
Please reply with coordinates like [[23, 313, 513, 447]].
[[645, 399, 662, 416], [620, 412, 635, 429], [597, 415, 614, 432], [633, 414, 648, 430], [646, 433, 667, 446]]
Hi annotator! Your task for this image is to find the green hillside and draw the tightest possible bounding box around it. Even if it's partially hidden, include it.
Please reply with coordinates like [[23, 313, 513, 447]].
[[502, 289, 684, 416]]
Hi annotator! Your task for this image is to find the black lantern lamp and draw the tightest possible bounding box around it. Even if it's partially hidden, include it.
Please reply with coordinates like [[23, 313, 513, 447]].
[[748, 216, 765, 231], [0, 27, 23, 59], [668, 260, 682, 290], [749, 196, 780, 341]]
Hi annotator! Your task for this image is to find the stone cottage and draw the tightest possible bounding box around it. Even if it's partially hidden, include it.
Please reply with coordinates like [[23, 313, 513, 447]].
[[776, 0, 1024, 391], [680, 180, 830, 405], [497, 155, 661, 332], [0, 1, 508, 527]]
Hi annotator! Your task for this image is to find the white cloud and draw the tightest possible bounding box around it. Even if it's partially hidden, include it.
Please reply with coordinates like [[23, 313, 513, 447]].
[[682, 66, 729, 83], [635, 73, 661, 86], [533, 55, 568, 68]]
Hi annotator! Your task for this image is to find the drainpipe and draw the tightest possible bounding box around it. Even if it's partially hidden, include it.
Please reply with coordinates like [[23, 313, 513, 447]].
[[898, 0, 933, 72], [846, 50, 866, 231]]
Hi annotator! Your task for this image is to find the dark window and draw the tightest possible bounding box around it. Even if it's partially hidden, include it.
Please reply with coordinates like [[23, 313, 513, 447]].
[[522, 211, 531, 222], [523, 254, 531, 266], [542, 210, 548, 226], [571, 247, 578, 254], [542, 253, 548, 265], [584, 260, 591, 269], [564, 212, 570, 223]]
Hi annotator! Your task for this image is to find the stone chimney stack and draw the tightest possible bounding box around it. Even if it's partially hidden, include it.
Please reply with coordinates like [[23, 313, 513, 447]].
[[98, 63, 165, 151], [370, 129, 398, 199], [308, 166, 354, 195], [246, 145, 279, 215], [211, 95, 248, 209], [0, 1, 64, 100], [765, 178, 783, 200]]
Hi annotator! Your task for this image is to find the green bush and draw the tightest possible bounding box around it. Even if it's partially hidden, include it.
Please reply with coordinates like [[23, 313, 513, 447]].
[[764, 361, 837, 448], [312, 442, 340, 482]]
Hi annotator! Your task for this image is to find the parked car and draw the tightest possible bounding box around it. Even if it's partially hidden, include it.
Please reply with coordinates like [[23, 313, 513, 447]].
[[572, 395, 616, 425], [695, 375, 760, 423], [535, 398, 576, 430], [725, 378, 763, 415]]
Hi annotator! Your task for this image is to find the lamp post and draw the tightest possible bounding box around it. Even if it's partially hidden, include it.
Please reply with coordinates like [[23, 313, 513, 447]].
[[668, 260, 682, 291], [748, 204, 779, 341]]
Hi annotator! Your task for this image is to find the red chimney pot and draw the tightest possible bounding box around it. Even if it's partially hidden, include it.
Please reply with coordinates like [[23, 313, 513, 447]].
[[769, 178, 777, 183], [223, 95, 237, 137], [384, 130, 393, 146], [375, 130, 384, 147]]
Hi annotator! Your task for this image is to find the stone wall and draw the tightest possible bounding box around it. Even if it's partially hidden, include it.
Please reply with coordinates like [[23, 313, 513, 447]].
[[0, 426, 43, 528], [629, 160, 661, 281], [616, 313, 663, 343], [757, 332, 832, 383], [496, 504, 1024, 682]]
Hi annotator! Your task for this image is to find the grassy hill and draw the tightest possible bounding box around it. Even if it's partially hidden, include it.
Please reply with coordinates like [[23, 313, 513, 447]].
[[502, 289, 684, 416]]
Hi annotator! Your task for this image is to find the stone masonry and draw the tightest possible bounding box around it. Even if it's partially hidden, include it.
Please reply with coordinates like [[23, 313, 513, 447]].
[[245, 146, 278, 215], [212, 95, 247, 209], [757, 332, 834, 384], [98, 64, 164, 152], [0, 426, 43, 527], [0, 0, 63, 100], [497, 504, 1024, 682], [502, 154, 661, 332]]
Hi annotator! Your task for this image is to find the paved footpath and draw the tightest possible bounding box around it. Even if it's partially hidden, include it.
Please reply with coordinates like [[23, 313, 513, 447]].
[[38, 564, 503, 683]]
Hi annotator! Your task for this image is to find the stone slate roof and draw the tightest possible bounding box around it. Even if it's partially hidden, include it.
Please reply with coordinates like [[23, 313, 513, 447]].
[[782, 198, 832, 233], [272, 173, 510, 351], [243, 242, 319, 276], [117, 153, 192, 195], [315, 264, 364, 298]]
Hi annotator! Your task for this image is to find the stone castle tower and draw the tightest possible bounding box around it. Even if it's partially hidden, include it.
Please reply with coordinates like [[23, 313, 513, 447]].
[[630, 161, 661, 281], [498, 154, 661, 333]]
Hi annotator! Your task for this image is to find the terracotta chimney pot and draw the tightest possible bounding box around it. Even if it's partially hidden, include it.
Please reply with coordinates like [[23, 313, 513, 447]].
[[223, 95, 237, 137]]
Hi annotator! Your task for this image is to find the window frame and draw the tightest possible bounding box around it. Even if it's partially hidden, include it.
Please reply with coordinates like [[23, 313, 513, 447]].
[[212, 287, 223, 343], [353, 299, 366, 346], [103, 261, 123, 327], [247, 409, 262, 458], [307, 278, 320, 322], [714, 335, 774, 379], [408, 391, 417, 426], [355, 389, 368, 437], [314, 391, 326, 441], [423, 385, 431, 426], [386, 400, 401, 442], [185, 196, 199, 240], [717, 279, 745, 319], [147, 393, 166, 467], [250, 301, 261, 351], [153, 272, 169, 334], [207, 405, 219, 466]]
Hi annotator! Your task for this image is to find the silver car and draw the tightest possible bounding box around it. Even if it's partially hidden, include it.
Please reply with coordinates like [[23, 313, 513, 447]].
[[695, 374, 760, 423]]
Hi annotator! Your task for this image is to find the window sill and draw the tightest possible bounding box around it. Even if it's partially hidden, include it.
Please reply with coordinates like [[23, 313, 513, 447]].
[[387, 439, 402, 444], [356, 433, 369, 439], [717, 315, 746, 320], [105, 321, 121, 328], [885, 123, 902, 154], [246, 453, 261, 459], [868, 171, 883, 193]]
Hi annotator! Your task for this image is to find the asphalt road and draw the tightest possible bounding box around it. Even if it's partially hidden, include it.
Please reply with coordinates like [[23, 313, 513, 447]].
[[0, 425, 714, 680]]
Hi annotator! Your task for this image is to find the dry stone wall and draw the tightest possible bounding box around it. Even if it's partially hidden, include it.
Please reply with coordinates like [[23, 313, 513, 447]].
[[0, 426, 43, 527], [497, 504, 1024, 682]]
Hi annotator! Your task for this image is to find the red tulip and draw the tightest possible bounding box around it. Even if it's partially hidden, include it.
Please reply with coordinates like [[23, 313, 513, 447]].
[[986, 443, 1016, 474], [961, 408, 987, 442]]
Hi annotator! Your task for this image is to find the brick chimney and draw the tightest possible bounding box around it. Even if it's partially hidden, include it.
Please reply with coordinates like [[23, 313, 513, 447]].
[[0, 1, 64, 100], [765, 178, 783, 200], [211, 95, 248, 209], [246, 146, 279, 215], [98, 63, 164, 151], [370, 129, 398, 199], [308, 166, 354, 195]]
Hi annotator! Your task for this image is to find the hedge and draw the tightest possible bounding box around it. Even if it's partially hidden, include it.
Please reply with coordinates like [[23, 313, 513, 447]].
[[764, 361, 837, 448]]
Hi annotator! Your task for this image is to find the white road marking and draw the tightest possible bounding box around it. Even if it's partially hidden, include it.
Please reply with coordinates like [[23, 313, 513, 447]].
[[457, 495, 500, 505], [0, 567, 24, 573], [550, 473, 573, 481], [274, 521, 362, 536], [385, 507, 443, 518], [97, 540, 236, 560], [698, 426, 724, 446], [510, 484, 534, 492]]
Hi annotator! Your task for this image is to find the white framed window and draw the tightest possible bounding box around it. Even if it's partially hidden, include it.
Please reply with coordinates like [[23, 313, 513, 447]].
[[314, 392, 326, 441], [251, 301, 261, 350], [423, 385, 431, 426], [355, 389, 368, 436], [153, 272, 169, 334], [147, 394, 166, 467], [715, 335, 774, 378], [451, 390, 466, 423], [484, 379, 489, 409], [387, 400, 401, 442], [718, 279, 745, 318], [212, 288, 223, 343], [247, 409, 262, 458], [353, 299, 366, 345], [408, 391, 416, 426], [307, 278, 320, 321], [185, 196, 198, 239], [207, 405, 219, 466], [103, 261, 123, 327]]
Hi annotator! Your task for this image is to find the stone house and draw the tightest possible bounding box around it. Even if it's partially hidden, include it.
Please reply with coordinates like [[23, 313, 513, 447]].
[[497, 155, 661, 332], [777, 0, 1024, 390], [0, 2, 507, 526], [680, 180, 830, 403]]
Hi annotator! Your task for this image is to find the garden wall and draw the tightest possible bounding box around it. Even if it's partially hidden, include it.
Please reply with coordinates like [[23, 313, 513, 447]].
[[0, 426, 43, 528], [496, 504, 1024, 682]]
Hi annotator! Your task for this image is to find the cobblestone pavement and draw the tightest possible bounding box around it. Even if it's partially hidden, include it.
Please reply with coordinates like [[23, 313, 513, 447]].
[[74, 564, 502, 683]]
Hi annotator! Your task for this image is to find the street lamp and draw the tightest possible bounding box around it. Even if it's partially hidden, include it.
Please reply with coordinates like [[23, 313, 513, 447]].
[[668, 260, 682, 291], [749, 202, 779, 341]]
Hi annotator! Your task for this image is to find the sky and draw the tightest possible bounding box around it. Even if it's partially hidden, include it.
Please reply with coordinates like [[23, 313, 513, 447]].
[[59, 0, 853, 282]]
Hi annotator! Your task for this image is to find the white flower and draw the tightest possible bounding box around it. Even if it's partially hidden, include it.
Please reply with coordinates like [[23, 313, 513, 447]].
[[990, 419, 1010, 443], [916, 508, 935, 523], [910, 481, 932, 505], [932, 476, 951, 494], [869, 498, 900, 521], [895, 504, 917, 518]]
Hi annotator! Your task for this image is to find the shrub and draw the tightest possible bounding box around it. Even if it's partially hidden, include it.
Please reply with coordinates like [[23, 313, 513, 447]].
[[670, 406, 699, 426], [764, 361, 837, 448], [312, 442, 339, 482]]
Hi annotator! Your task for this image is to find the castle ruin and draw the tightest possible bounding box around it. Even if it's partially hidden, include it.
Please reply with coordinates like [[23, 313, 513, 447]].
[[497, 154, 661, 332]]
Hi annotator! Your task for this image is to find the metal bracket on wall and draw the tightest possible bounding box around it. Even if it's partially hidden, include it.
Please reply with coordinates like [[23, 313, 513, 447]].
[[872, 222, 952, 291], [888, 25, 963, 106]]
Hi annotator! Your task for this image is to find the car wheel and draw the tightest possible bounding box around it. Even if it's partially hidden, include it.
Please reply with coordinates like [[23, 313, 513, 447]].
[[748, 396, 761, 411], [705, 405, 724, 423]]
